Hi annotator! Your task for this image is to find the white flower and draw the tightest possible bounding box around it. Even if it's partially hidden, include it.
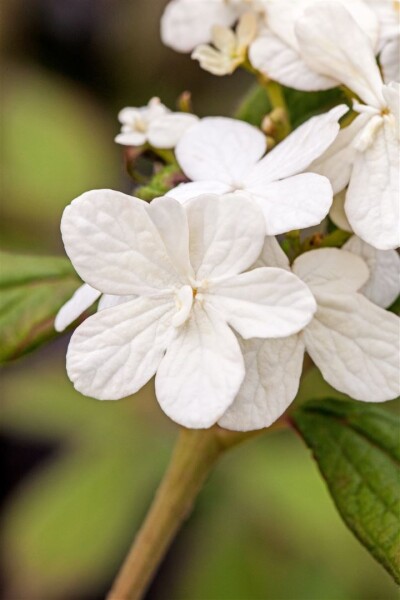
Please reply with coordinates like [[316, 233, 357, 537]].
[[192, 12, 258, 76], [220, 242, 400, 431], [297, 3, 400, 249], [365, 0, 400, 83], [343, 235, 400, 308], [248, 0, 379, 91], [161, 0, 264, 53], [60, 189, 316, 428], [168, 106, 348, 235], [115, 97, 198, 148]]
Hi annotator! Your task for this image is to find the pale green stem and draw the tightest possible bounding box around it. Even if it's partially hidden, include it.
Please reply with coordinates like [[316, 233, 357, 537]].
[[107, 423, 285, 600]]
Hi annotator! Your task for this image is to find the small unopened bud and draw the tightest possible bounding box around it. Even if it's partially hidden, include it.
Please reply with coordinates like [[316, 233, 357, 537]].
[[261, 115, 275, 136], [177, 91, 193, 113]]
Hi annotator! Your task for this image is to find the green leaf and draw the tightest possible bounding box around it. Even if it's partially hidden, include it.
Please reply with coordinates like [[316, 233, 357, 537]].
[[292, 398, 400, 583], [0, 252, 80, 362]]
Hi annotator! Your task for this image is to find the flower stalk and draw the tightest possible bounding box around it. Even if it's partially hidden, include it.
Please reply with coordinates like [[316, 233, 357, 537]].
[[106, 425, 272, 600]]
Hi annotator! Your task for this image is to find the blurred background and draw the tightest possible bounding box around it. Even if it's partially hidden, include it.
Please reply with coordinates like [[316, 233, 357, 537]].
[[1, 1, 398, 598]]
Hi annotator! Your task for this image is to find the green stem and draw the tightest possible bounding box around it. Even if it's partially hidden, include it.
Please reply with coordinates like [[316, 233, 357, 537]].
[[260, 78, 291, 140], [106, 424, 283, 600]]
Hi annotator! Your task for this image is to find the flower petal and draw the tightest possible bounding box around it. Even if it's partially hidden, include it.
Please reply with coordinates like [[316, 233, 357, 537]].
[[148, 113, 199, 148], [295, 2, 385, 107], [61, 190, 189, 295], [218, 335, 305, 431], [343, 235, 400, 308], [345, 120, 400, 249], [250, 173, 333, 236], [380, 37, 400, 84], [66, 296, 175, 400], [329, 191, 352, 232], [246, 105, 348, 184], [160, 0, 238, 52], [114, 131, 147, 146], [175, 117, 266, 185], [305, 292, 400, 401], [168, 180, 232, 203], [206, 267, 316, 339], [310, 113, 371, 195], [98, 294, 136, 311], [54, 284, 101, 332], [191, 44, 237, 75], [155, 303, 245, 428], [186, 193, 266, 279], [293, 248, 369, 295], [249, 31, 336, 91], [251, 236, 290, 270]]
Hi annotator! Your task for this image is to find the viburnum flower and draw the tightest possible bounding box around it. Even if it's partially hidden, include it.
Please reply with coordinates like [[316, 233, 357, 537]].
[[59, 190, 316, 428], [168, 106, 347, 234], [220, 242, 400, 431], [192, 12, 258, 76], [248, 0, 378, 91], [297, 3, 400, 249], [161, 0, 264, 53], [365, 0, 400, 83], [115, 97, 198, 148]]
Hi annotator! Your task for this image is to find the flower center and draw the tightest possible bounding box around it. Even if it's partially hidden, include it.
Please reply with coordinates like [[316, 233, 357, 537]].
[[172, 285, 194, 327]]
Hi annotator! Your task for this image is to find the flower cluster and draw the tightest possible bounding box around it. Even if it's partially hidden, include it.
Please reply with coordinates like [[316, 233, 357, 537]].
[[56, 0, 400, 431]]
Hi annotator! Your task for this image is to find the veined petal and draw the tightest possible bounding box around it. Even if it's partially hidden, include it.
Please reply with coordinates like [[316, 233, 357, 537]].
[[160, 0, 238, 52], [295, 2, 385, 107], [305, 292, 400, 401], [310, 113, 371, 195], [66, 296, 176, 400], [380, 37, 400, 84], [343, 235, 400, 308], [329, 191, 352, 232], [293, 248, 369, 295], [246, 105, 348, 184], [155, 303, 245, 428], [98, 294, 136, 311], [250, 173, 333, 236], [168, 180, 232, 203], [345, 120, 400, 249], [251, 236, 290, 270], [206, 267, 316, 339], [249, 31, 336, 91], [175, 117, 266, 185], [186, 193, 266, 280], [54, 284, 101, 332], [61, 190, 190, 295], [218, 335, 305, 431], [147, 113, 199, 148]]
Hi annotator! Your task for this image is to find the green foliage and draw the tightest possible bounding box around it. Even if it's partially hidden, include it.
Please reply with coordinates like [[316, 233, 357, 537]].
[[292, 398, 400, 583], [135, 164, 185, 202], [0, 252, 81, 363]]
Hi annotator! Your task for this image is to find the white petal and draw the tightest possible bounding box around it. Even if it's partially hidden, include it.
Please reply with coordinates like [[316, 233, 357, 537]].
[[147, 113, 199, 148], [310, 113, 371, 195], [250, 173, 333, 236], [295, 2, 385, 107], [246, 105, 348, 184], [293, 248, 369, 294], [329, 191, 352, 232], [155, 303, 245, 428], [66, 297, 175, 400], [168, 180, 232, 203], [345, 120, 400, 249], [54, 284, 101, 332], [160, 0, 238, 52], [383, 82, 400, 127], [212, 24, 236, 53], [186, 193, 266, 280], [61, 190, 189, 295], [114, 131, 147, 146], [218, 335, 305, 431], [191, 44, 237, 75], [206, 267, 316, 339], [98, 294, 136, 311], [343, 235, 400, 308], [175, 117, 266, 185], [251, 236, 290, 270], [380, 37, 400, 84], [146, 195, 193, 281], [249, 31, 336, 91], [305, 292, 400, 401]]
